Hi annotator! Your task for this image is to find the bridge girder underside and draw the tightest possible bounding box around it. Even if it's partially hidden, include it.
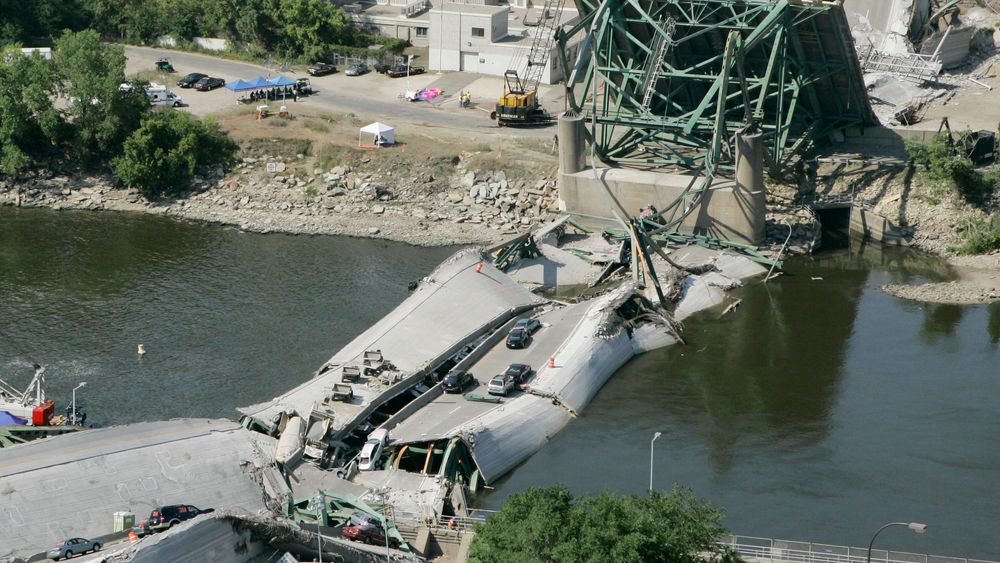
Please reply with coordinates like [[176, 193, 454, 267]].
[[559, 0, 877, 176]]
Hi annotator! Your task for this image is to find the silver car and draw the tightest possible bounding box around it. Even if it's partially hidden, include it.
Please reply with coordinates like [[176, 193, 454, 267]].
[[488, 374, 516, 396], [345, 63, 369, 76], [48, 538, 101, 560]]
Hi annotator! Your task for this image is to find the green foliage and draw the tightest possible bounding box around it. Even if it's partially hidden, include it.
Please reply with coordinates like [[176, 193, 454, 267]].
[[0, 45, 64, 174], [1, 0, 396, 63], [55, 30, 151, 162], [953, 215, 1000, 255], [470, 485, 740, 563], [906, 133, 994, 206], [112, 111, 237, 197]]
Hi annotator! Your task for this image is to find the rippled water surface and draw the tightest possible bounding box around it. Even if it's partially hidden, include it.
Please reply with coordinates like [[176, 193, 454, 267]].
[[3, 208, 999, 559]]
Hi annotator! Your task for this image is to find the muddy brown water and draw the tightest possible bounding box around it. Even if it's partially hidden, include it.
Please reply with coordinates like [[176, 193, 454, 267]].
[[2, 207, 999, 558]]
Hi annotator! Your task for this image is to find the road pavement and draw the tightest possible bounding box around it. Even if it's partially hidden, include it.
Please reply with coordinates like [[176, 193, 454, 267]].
[[391, 303, 586, 443], [124, 46, 558, 139]]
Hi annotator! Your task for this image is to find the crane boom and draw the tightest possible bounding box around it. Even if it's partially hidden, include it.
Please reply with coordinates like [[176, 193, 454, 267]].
[[492, 0, 566, 126]]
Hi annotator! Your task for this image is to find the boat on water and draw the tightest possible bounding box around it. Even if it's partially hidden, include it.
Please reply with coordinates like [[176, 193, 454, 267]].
[[0, 364, 56, 426], [0, 365, 84, 447]]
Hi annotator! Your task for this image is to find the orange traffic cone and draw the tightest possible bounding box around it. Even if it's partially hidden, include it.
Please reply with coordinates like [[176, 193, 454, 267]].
[[128, 530, 139, 544], [475, 261, 484, 273], [548, 356, 555, 368]]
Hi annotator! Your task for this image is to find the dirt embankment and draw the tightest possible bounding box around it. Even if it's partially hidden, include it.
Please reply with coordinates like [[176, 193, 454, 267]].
[[0, 110, 562, 247]]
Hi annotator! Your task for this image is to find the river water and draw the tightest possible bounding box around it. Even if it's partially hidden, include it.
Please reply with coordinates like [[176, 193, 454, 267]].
[[3, 207, 999, 559]]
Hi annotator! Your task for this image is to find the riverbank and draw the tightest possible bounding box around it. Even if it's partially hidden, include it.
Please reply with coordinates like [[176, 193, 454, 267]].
[[882, 253, 1000, 304], [0, 110, 567, 247]]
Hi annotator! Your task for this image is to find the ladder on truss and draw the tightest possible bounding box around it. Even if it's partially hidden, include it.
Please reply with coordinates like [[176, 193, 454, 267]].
[[639, 18, 676, 110]]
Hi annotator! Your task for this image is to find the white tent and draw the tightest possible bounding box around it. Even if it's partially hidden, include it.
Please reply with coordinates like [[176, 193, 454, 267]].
[[359, 122, 395, 147]]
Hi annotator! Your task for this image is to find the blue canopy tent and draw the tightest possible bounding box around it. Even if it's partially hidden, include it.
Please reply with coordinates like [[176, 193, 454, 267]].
[[224, 79, 253, 92], [246, 76, 271, 89], [268, 75, 295, 87]]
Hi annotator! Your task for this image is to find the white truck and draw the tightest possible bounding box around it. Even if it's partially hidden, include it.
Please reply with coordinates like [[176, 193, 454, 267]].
[[145, 83, 183, 107]]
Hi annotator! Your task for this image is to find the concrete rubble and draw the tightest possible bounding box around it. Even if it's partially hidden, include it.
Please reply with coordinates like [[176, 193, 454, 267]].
[[846, 0, 999, 126]]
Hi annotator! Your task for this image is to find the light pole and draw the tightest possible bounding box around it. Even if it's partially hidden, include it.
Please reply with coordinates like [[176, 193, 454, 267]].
[[310, 494, 324, 563], [866, 522, 927, 563], [649, 431, 662, 493], [71, 382, 87, 426]]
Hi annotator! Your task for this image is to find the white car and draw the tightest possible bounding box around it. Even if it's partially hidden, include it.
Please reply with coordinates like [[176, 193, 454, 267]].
[[358, 428, 389, 471]]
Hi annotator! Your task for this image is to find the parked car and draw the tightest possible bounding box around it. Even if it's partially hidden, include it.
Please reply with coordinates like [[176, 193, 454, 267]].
[[373, 62, 391, 74], [131, 519, 153, 538], [342, 521, 401, 548], [148, 504, 214, 531], [487, 374, 516, 396], [513, 318, 541, 334], [48, 538, 101, 560], [294, 78, 312, 96], [358, 428, 389, 471], [308, 62, 337, 76], [345, 63, 369, 76], [442, 370, 475, 393], [347, 511, 381, 528], [176, 72, 207, 88], [387, 64, 425, 78], [505, 327, 532, 349], [504, 363, 532, 384], [194, 77, 225, 91]]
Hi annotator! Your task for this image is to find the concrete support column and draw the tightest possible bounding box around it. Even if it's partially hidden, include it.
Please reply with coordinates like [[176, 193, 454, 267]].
[[733, 132, 767, 244], [558, 113, 586, 175]]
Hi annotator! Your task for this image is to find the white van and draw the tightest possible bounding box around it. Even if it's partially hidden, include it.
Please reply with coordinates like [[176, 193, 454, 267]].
[[358, 428, 389, 471], [146, 83, 183, 107]]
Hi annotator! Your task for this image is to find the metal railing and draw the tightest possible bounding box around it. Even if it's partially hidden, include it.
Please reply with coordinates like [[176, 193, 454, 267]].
[[718, 535, 998, 563], [392, 508, 496, 532]]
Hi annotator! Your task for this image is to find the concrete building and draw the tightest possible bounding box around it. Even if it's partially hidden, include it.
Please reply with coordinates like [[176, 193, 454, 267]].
[[347, 0, 579, 84]]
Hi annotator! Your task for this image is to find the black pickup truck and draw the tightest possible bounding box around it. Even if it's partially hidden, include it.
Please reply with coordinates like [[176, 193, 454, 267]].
[[387, 64, 425, 78]]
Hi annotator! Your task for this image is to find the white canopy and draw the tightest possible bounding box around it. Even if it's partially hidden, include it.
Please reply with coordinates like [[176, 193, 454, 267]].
[[359, 122, 395, 146]]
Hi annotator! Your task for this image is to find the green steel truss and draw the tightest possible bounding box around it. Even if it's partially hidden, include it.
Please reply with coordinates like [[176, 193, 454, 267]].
[[557, 0, 876, 176]]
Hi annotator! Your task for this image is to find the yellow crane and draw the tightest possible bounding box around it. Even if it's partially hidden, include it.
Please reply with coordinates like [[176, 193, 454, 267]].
[[491, 0, 566, 126]]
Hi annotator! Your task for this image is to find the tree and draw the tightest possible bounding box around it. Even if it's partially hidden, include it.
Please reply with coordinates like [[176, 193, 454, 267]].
[[54, 29, 150, 163], [111, 110, 237, 198], [470, 486, 742, 563], [0, 45, 64, 175]]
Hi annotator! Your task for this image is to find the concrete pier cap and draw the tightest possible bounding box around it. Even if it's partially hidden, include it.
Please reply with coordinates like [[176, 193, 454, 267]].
[[556, 119, 767, 245]]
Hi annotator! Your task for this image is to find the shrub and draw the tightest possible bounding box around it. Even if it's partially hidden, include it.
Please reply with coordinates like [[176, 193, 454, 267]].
[[906, 133, 993, 205], [954, 216, 1000, 255], [112, 111, 237, 198], [470, 485, 742, 563]]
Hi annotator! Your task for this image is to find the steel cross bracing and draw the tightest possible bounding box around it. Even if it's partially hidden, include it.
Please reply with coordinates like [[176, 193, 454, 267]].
[[556, 0, 876, 176]]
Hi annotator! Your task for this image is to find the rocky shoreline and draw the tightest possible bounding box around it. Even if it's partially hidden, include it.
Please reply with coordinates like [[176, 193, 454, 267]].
[[0, 156, 565, 247]]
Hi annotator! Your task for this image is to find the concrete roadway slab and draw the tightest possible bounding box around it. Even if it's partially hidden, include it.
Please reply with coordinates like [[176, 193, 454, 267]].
[[391, 303, 586, 444], [0, 419, 273, 561], [241, 251, 543, 427]]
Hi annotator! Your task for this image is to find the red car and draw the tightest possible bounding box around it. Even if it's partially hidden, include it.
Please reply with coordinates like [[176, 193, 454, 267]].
[[342, 522, 401, 548]]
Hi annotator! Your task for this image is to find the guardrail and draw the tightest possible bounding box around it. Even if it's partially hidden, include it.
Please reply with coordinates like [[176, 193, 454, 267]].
[[718, 535, 999, 563], [392, 508, 496, 533]]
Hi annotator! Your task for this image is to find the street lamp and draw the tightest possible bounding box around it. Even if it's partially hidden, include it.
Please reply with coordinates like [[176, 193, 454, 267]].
[[649, 431, 662, 493], [866, 522, 927, 563], [71, 382, 87, 426]]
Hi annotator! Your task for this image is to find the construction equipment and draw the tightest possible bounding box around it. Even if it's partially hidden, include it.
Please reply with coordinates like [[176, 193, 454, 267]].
[[491, 0, 566, 126]]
